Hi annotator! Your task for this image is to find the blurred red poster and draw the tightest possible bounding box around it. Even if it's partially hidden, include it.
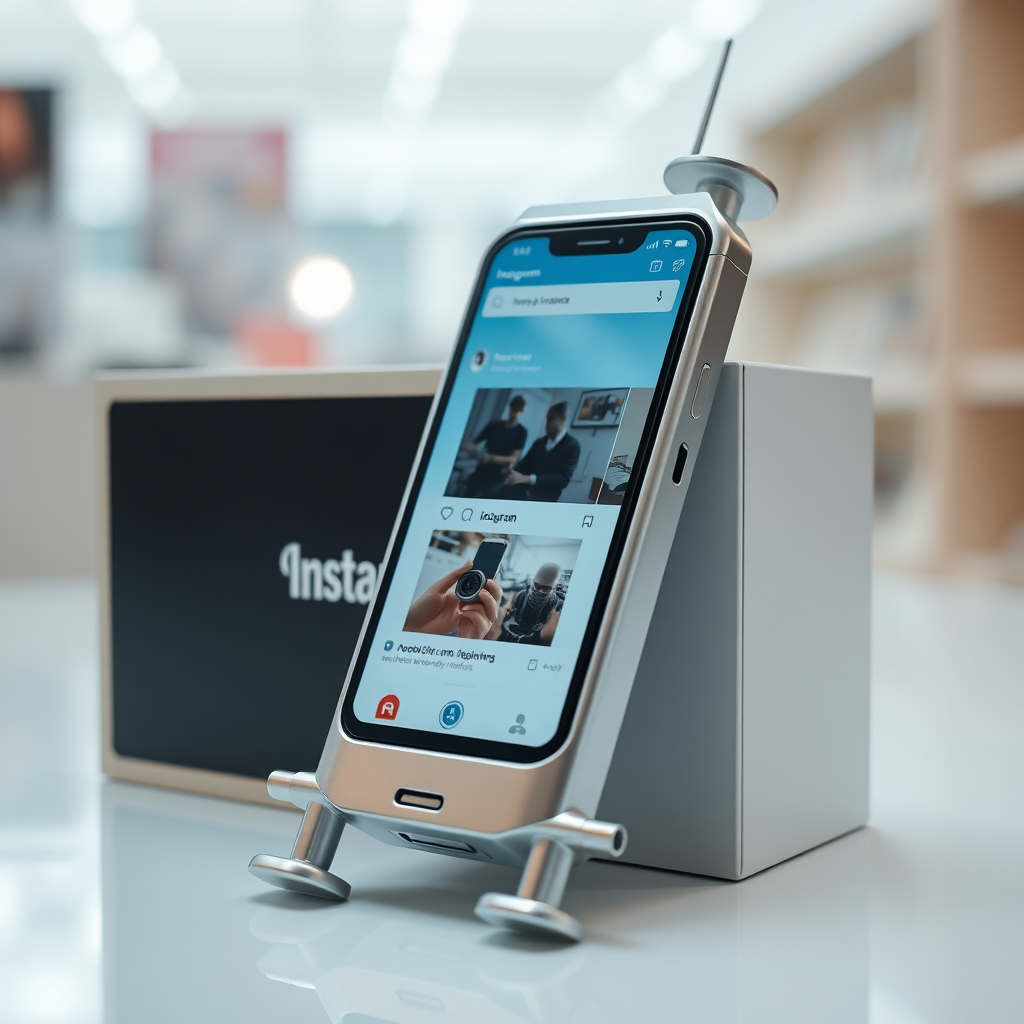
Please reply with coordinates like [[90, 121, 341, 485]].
[[150, 130, 286, 211], [148, 129, 292, 340]]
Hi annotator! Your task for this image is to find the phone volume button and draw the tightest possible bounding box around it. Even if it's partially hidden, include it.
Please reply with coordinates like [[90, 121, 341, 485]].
[[691, 363, 712, 420]]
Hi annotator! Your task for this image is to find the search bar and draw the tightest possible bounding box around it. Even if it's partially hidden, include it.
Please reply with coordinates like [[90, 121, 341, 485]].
[[481, 280, 680, 318]]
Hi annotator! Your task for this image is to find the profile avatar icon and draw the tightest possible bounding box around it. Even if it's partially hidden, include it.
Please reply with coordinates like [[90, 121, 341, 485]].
[[384, 640, 394, 651], [470, 349, 487, 371], [509, 714, 526, 735]]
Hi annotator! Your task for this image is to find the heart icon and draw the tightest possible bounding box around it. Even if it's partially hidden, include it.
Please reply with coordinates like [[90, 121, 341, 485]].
[[441, 507, 453, 520]]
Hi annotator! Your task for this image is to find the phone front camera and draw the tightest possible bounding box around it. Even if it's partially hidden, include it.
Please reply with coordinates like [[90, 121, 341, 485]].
[[454, 569, 485, 603]]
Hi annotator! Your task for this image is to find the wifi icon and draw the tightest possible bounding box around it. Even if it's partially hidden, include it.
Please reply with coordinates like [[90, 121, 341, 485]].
[[662, 240, 672, 247]]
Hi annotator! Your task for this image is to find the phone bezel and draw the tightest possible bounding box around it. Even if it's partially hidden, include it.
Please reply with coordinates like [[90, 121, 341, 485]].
[[340, 215, 712, 763]]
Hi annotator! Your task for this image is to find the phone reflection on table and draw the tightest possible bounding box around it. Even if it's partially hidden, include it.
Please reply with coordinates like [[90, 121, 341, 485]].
[[250, 900, 585, 1024], [99, 775, 873, 1024]]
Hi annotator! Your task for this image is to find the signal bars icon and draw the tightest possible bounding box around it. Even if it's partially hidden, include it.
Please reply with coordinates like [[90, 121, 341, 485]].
[[646, 238, 691, 251]]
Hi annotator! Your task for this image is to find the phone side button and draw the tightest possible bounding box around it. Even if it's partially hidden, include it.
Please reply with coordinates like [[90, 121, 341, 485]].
[[691, 363, 712, 419], [395, 788, 444, 811], [671, 443, 689, 486]]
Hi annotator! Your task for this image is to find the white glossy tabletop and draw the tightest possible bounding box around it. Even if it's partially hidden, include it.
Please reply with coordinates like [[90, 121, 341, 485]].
[[1, 574, 1022, 1023]]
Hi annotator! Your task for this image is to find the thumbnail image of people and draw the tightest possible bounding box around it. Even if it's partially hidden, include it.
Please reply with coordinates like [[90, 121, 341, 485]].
[[496, 399, 580, 502], [404, 531, 581, 646], [457, 393, 528, 497], [448, 387, 652, 504], [490, 560, 563, 645]]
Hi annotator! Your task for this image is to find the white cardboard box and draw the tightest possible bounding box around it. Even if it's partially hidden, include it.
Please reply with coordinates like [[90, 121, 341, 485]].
[[598, 361, 873, 879]]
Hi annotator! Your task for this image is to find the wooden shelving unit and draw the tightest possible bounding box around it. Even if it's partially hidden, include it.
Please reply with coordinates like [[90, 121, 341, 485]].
[[962, 136, 1024, 207], [755, 187, 932, 281], [731, 0, 1024, 582]]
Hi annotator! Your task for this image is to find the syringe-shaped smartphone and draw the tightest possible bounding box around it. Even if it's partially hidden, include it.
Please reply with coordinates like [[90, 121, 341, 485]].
[[250, 186, 763, 941]]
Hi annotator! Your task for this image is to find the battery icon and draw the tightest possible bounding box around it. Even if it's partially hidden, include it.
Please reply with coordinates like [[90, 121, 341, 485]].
[[675, 239, 689, 247]]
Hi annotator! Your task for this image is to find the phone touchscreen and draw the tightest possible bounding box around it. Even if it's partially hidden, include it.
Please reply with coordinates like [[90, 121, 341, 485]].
[[343, 222, 706, 759]]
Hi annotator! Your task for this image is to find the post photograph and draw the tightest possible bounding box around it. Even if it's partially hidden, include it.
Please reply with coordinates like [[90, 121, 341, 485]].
[[446, 386, 654, 504], [404, 530, 581, 646]]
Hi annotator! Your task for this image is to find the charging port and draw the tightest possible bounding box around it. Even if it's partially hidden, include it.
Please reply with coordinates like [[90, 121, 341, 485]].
[[671, 443, 689, 485], [395, 788, 444, 810]]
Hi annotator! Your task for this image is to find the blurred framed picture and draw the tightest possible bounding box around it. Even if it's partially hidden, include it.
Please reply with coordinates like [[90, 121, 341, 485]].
[[572, 388, 628, 428], [0, 87, 53, 217], [0, 86, 56, 360]]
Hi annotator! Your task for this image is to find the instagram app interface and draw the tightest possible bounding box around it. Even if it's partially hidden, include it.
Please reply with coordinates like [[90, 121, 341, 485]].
[[352, 228, 699, 748]]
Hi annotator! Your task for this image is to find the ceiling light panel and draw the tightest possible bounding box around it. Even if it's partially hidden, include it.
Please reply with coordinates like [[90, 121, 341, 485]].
[[72, 0, 193, 125]]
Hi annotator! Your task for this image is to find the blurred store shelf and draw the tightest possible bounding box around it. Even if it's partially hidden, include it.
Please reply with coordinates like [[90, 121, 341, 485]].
[[962, 135, 1024, 208], [756, 188, 931, 280], [872, 355, 933, 414], [743, 1, 935, 141], [958, 350, 1024, 406], [736, 0, 1024, 584]]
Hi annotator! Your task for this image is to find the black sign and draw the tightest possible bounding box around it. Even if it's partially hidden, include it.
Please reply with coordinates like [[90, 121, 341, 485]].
[[109, 395, 432, 779]]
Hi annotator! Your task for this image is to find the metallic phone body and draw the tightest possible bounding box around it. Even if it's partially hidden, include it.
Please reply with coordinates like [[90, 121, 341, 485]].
[[250, 191, 754, 939], [314, 192, 749, 842]]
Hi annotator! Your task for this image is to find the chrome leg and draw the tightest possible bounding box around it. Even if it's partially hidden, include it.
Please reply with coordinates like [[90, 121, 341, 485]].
[[249, 773, 351, 901], [518, 837, 574, 906], [475, 838, 582, 941]]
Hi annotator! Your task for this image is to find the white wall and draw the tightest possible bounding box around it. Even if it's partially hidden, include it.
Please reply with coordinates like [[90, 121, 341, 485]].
[[0, 376, 94, 578]]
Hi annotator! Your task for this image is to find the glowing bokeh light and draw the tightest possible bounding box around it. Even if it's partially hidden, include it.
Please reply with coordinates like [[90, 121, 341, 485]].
[[290, 257, 354, 319]]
